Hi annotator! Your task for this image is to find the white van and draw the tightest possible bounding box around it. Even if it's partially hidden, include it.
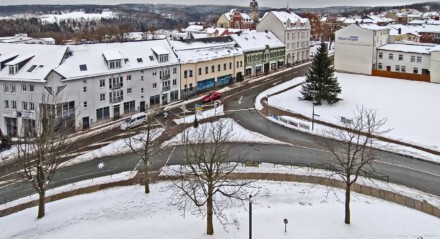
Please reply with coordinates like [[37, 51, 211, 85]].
[[119, 112, 148, 130]]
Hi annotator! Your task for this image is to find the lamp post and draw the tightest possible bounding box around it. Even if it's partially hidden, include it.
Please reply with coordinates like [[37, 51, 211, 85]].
[[249, 194, 252, 239], [266, 94, 269, 116]]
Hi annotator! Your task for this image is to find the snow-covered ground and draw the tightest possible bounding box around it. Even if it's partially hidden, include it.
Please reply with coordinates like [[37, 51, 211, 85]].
[[257, 73, 440, 153], [164, 118, 286, 146], [1, 180, 438, 239], [63, 129, 164, 167], [40, 10, 116, 23], [173, 105, 225, 124]]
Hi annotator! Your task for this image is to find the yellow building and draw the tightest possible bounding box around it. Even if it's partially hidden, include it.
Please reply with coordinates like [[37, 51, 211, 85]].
[[170, 37, 244, 99]]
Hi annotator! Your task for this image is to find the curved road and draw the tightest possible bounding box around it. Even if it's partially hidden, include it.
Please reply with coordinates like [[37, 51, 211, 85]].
[[1, 65, 439, 204]]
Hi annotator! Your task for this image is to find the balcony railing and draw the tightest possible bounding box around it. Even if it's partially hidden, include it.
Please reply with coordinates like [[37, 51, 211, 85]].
[[160, 74, 170, 80], [110, 96, 123, 103], [109, 83, 123, 90], [162, 85, 171, 92]]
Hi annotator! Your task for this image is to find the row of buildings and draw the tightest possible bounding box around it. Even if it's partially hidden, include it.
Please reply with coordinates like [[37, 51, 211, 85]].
[[334, 23, 440, 84], [0, 10, 312, 137]]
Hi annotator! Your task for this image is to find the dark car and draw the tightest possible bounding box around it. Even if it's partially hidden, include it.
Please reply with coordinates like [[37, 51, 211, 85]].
[[202, 91, 221, 103]]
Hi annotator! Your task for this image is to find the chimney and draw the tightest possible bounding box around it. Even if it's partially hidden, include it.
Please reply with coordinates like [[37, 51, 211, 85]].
[[398, 28, 401, 34]]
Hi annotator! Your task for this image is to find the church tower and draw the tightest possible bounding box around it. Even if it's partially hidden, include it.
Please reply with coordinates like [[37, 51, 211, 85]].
[[249, 0, 260, 23]]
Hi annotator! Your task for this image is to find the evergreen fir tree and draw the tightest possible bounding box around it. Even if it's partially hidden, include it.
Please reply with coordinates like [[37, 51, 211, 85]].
[[299, 42, 341, 105]]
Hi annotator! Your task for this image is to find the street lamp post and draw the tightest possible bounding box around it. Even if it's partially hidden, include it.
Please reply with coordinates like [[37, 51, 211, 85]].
[[249, 194, 252, 239], [266, 94, 269, 116]]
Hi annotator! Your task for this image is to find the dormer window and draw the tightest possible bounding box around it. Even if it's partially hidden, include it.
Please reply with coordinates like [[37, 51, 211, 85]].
[[159, 55, 168, 63], [151, 46, 170, 63], [9, 64, 18, 75], [109, 60, 121, 69]]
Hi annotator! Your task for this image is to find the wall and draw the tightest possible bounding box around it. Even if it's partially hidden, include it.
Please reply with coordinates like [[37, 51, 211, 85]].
[[430, 51, 440, 83]]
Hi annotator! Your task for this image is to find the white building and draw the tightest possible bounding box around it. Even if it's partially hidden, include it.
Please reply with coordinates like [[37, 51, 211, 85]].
[[0, 33, 55, 45], [375, 42, 434, 82], [0, 40, 180, 137], [429, 46, 440, 84], [256, 11, 311, 65], [334, 23, 390, 75]]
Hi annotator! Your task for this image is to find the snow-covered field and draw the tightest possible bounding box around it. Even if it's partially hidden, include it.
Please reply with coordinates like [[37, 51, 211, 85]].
[[40, 10, 116, 23], [257, 73, 440, 152], [1, 180, 438, 239]]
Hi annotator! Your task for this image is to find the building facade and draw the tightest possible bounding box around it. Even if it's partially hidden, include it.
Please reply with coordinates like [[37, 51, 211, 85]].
[[170, 37, 244, 99], [334, 24, 390, 75], [0, 40, 181, 137], [256, 11, 311, 66], [231, 31, 285, 76]]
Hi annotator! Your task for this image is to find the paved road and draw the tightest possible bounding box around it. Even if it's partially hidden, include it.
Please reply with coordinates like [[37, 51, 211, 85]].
[[1, 65, 440, 204]]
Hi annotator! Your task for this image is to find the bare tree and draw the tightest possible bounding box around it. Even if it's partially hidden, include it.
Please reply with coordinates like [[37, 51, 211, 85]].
[[11, 94, 74, 218], [124, 112, 162, 193], [323, 106, 391, 224], [169, 119, 253, 235]]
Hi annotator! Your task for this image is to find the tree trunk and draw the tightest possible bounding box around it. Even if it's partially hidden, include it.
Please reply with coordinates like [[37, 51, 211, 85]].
[[38, 190, 45, 219], [144, 164, 150, 194], [207, 184, 214, 235], [344, 183, 351, 224]]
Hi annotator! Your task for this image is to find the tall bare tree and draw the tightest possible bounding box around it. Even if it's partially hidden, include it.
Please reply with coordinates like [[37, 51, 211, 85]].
[[323, 106, 391, 224], [169, 119, 253, 235], [124, 112, 162, 193], [11, 94, 74, 218]]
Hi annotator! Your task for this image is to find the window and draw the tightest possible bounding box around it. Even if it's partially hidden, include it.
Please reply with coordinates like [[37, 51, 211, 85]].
[[184, 70, 188, 78], [153, 83, 157, 89], [127, 75, 132, 81], [12, 100, 16, 109], [287, 33, 290, 40], [224, 63, 227, 70], [395, 65, 400, 71], [173, 79, 177, 86], [22, 101, 28, 110], [141, 76, 144, 82], [159, 55, 168, 63], [153, 72, 157, 76], [189, 70, 193, 77], [211, 65, 215, 73], [389, 53, 393, 60], [150, 95, 160, 106], [378, 63, 382, 70], [141, 88, 144, 93], [218, 64, 221, 71], [379, 52, 383, 59], [240, 61, 243, 67], [137, 58, 143, 63], [100, 93, 105, 101], [170, 90, 179, 101], [411, 56, 415, 62], [83, 86, 87, 93], [229, 62, 232, 69], [413, 67, 418, 74], [198, 68, 202, 75], [83, 102, 87, 108], [30, 102, 34, 111], [79, 64, 87, 71], [4, 84, 9, 92], [109, 60, 121, 69], [237, 61, 239, 67], [127, 88, 132, 94], [22, 84, 27, 92], [29, 85, 34, 92], [96, 107, 110, 121], [173, 68, 177, 74], [100, 79, 105, 87], [205, 67, 209, 74], [417, 56, 422, 63], [189, 83, 193, 91], [398, 54, 403, 61], [401, 66, 406, 72], [4, 100, 9, 109]]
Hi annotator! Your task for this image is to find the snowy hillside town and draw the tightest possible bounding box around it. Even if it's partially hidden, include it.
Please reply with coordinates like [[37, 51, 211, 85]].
[[0, 0, 439, 238]]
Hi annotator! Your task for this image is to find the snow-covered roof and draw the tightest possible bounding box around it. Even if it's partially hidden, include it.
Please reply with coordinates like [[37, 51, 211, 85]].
[[224, 9, 254, 23], [54, 40, 178, 81], [388, 24, 420, 36], [409, 19, 440, 25], [0, 43, 67, 82], [102, 49, 123, 61], [170, 38, 243, 63], [231, 31, 284, 52], [185, 25, 204, 32], [377, 43, 436, 54], [269, 11, 308, 25], [151, 46, 170, 55], [359, 24, 390, 31]]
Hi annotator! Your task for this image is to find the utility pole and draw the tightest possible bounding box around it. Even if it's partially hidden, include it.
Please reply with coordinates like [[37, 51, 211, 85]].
[[249, 195, 252, 239]]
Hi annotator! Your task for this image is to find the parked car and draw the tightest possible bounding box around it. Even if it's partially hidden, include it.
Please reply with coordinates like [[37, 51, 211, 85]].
[[119, 112, 148, 131], [202, 91, 221, 103]]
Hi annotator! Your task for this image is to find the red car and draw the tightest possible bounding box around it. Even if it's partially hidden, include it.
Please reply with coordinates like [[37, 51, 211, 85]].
[[202, 91, 221, 103]]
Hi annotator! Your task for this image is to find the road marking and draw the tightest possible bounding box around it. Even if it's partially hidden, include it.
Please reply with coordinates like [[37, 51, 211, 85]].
[[376, 160, 440, 178], [226, 108, 255, 113], [238, 96, 243, 104], [164, 146, 176, 166]]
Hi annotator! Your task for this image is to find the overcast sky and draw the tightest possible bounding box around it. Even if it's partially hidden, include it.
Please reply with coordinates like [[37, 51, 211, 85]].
[[0, 0, 433, 8]]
